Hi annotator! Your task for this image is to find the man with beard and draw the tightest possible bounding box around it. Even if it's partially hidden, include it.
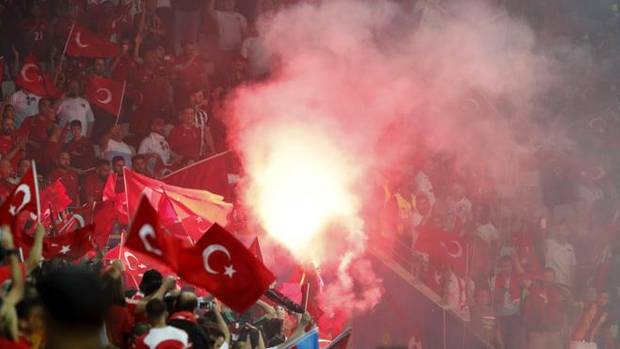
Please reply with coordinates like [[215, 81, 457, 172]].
[[83, 160, 111, 205], [56, 80, 94, 139], [48, 152, 80, 207]]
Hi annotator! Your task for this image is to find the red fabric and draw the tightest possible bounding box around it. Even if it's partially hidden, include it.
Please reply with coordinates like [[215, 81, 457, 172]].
[[125, 197, 184, 270], [63, 137, 95, 170], [104, 245, 174, 290], [48, 168, 80, 207], [36, 140, 63, 174], [493, 271, 523, 304], [162, 151, 232, 199], [414, 225, 467, 275], [0, 337, 31, 349], [85, 76, 125, 116], [177, 223, 275, 313], [40, 179, 72, 226], [0, 179, 16, 205], [167, 125, 201, 160], [157, 192, 193, 243], [111, 56, 139, 84], [21, 224, 96, 260], [19, 116, 53, 144], [249, 238, 263, 263], [0, 168, 38, 243], [106, 305, 135, 348], [83, 173, 106, 204], [0, 134, 20, 169], [14, 54, 61, 97], [168, 311, 197, 324], [124, 169, 232, 229], [101, 172, 128, 225], [0, 263, 27, 284], [66, 23, 120, 58]]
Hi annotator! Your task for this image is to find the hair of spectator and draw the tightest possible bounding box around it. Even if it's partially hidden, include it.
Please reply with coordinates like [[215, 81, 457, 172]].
[[139, 269, 163, 296], [145, 298, 167, 323], [174, 291, 198, 312]]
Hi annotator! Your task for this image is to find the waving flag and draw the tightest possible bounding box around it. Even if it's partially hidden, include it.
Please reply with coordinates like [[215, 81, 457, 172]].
[[0, 165, 39, 243], [413, 226, 466, 275], [124, 169, 233, 236], [85, 76, 125, 116], [65, 23, 120, 58], [40, 180, 72, 227], [177, 223, 275, 313], [125, 197, 184, 269], [162, 151, 233, 200], [15, 54, 61, 97]]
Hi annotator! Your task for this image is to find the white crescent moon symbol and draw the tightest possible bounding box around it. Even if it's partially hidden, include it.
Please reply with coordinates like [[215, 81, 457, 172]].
[[21, 63, 38, 83], [202, 244, 231, 274], [8, 184, 31, 216], [96, 88, 112, 104], [75, 31, 90, 48], [124, 250, 140, 271], [445, 240, 463, 259]]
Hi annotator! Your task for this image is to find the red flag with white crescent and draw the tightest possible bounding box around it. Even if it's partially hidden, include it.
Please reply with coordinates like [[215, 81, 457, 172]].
[[0, 166, 39, 243], [15, 54, 61, 98], [85, 76, 125, 116], [66, 23, 119, 58]]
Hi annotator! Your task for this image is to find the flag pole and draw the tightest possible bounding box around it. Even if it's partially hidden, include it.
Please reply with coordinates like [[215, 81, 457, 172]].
[[31, 160, 41, 223], [55, 22, 75, 83], [115, 80, 126, 125]]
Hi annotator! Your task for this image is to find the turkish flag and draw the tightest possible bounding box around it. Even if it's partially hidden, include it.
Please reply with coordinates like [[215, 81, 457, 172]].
[[85, 76, 125, 116], [249, 237, 263, 263], [124, 169, 232, 234], [125, 197, 184, 270], [157, 192, 195, 244], [162, 151, 233, 200], [15, 54, 61, 97], [66, 23, 119, 58], [40, 180, 72, 227], [0, 167, 38, 243], [177, 223, 275, 313], [102, 172, 128, 224], [105, 245, 175, 290], [43, 224, 95, 260], [413, 226, 467, 275]]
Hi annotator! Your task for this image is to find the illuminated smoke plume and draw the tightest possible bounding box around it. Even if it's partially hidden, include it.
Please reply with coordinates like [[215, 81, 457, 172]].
[[226, 0, 585, 317]]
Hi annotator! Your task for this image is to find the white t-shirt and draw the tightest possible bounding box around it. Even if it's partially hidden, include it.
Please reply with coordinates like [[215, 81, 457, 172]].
[[545, 238, 576, 287], [137, 326, 189, 349], [215, 10, 247, 51], [57, 97, 94, 137], [139, 132, 172, 165], [8, 90, 41, 127], [241, 37, 271, 77]]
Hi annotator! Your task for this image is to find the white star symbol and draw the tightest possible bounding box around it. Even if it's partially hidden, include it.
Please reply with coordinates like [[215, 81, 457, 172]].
[[224, 265, 236, 278], [59, 245, 71, 254]]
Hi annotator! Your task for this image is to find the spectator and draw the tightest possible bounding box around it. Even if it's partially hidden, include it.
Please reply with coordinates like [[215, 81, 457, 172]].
[[1, 104, 16, 121], [0, 160, 15, 203], [240, 22, 271, 79], [470, 288, 504, 348], [56, 80, 95, 139], [101, 124, 135, 167], [83, 159, 111, 205], [63, 120, 95, 171], [189, 89, 215, 158], [135, 0, 167, 48], [171, 0, 202, 54], [491, 256, 524, 349], [168, 107, 202, 161], [168, 291, 210, 349], [138, 117, 173, 170], [136, 298, 189, 349], [38, 124, 66, 175], [48, 151, 80, 207], [522, 268, 569, 349], [111, 156, 126, 193], [0, 117, 25, 167], [132, 154, 151, 177], [7, 88, 41, 128], [545, 220, 576, 288], [10, 159, 31, 184], [19, 98, 56, 153], [102, 266, 135, 349], [207, 0, 247, 68], [571, 291, 610, 348]]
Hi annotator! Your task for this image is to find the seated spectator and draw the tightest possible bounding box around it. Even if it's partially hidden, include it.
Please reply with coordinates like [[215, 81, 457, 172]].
[[83, 160, 111, 204], [132, 154, 151, 177], [136, 298, 189, 349], [36, 265, 109, 349], [56, 80, 94, 139], [168, 291, 210, 349], [63, 120, 95, 171], [168, 108, 202, 161], [48, 152, 80, 207], [138, 117, 174, 172], [1, 104, 16, 122], [101, 125, 135, 167]]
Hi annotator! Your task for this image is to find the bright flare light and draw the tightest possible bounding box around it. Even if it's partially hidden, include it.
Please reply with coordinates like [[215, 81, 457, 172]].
[[245, 122, 360, 262]]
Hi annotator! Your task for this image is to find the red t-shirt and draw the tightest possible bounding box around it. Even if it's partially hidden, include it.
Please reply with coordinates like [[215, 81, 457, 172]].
[[105, 305, 135, 348], [63, 137, 95, 170], [167, 125, 201, 160], [82, 173, 105, 204], [0, 134, 20, 167], [19, 116, 52, 144], [0, 337, 31, 349], [48, 168, 80, 207]]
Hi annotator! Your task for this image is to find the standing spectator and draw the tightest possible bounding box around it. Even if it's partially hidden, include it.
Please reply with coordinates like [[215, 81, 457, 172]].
[[470, 288, 504, 348], [56, 80, 95, 139], [241, 22, 271, 79], [207, 0, 247, 64], [7, 88, 41, 128], [83, 159, 110, 205], [492, 256, 524, 349], [38, 124, 66, 175], [168, 107, 202, 161], [10, 159, 32, 184], [168, 292, 210, 349], [172, 0, 203, 54], [136, 298, 189, 349], [189, 89, 215, 158], [523, 268, 569, 349], [135, 0, 166, 47], [138, 117, 173, 169], [63, 120, 95, 171], [48, 152, 80, 207], [19, 98, 56, 156], [0, 117, 25, 168], [132, 154, 151, 177], [545, 220, 577, 288]]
